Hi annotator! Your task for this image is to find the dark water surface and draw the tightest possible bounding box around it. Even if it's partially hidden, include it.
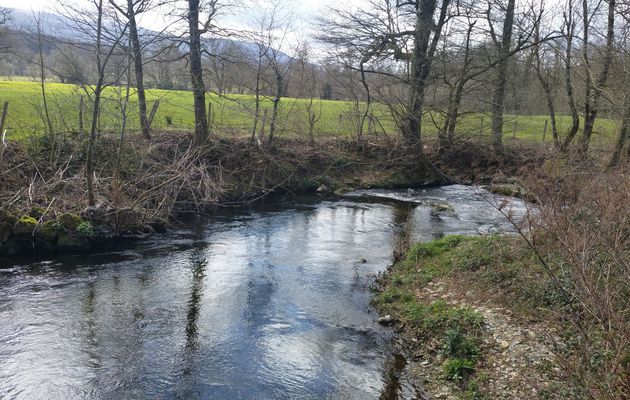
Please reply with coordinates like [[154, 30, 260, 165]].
[[0, 185, 527, 400]]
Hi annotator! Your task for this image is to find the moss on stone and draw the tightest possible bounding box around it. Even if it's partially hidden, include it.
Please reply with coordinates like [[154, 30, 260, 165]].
[[37, 220, 63, 242], [58, 213, 83, 231], [28, 206, 47, 219], [0, 208, 17, 225], [57, 233, 91, 251], [13, 215, 38, 236]]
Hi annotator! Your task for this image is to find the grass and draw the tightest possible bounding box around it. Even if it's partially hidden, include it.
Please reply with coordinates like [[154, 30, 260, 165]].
[[0, 80, 620, 144], [373, 234, 566, 397], [376, 235, 560, 317]]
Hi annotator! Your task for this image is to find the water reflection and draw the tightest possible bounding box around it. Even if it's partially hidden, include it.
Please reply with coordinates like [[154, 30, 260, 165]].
[[185, 251, 207, 350], [0, 187, 525, 400]]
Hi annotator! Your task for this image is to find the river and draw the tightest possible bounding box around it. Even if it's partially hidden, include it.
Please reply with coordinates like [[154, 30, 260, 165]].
[[0, 185, 527, 400]]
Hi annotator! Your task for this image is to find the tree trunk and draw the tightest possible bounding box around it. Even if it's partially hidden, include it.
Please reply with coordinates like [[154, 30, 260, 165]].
[[404, 0, 439, 154], [188, 0, 208, 146], [87, 0, 105, 207], [579, 0, 615, 156], [127, 0, 150, 140], [490, 0, 516, 153], [251, 55, 263, 142], [269, 72, 282, 144], [560, 10, 579, 151], [607, 93, 630, 169]]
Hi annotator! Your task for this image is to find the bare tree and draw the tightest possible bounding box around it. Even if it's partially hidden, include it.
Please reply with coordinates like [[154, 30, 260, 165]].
[[319, 0, 452, 158], [559, 0, 580, 151], [579, 0, 616, 156], [185, 0, 230, 145], [488, 0, 516, 152], [0, 8, 9, 55], [33, 12, 54, 138], [108, 0, 157, 140], [58, 0, 130, 206], [607, 7, 630, 168], [532, 6, 559, 148], [608, 91, 630, 168], [438, 16, 476, 150]]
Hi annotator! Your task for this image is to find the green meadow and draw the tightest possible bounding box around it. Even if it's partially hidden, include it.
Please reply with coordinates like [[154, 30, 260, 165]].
[[0, 80, 619, 145]]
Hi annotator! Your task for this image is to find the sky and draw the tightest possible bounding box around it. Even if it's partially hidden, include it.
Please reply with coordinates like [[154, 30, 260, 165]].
[[0, 0, 363, 57], [0, 0, 360, 32]]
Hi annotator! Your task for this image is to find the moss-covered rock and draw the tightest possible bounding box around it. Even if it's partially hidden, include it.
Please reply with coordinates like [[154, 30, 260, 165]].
[[489, 184, 535, 202], [13, 215, 38, 236], [57, 233, 91, 251], [36, 220, 62, 242], [58, 213, 83, 231], [76, 221, 94, 237], [0, 208, 17, 225], [0, 222, 12, 242], [28, 206, 46, 219]]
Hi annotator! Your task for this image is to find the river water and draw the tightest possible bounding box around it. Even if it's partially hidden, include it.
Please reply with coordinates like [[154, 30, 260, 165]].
[[0, 185, 528, 400]]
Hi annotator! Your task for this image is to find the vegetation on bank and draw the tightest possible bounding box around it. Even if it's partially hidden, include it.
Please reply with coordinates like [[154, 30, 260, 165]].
[[0, 80, 620, 145], [0, 132, 444, 255], [373, 168, 629, 400]]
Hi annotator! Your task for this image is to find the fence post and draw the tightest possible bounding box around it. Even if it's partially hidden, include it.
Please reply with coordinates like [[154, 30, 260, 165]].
[[479, 116, 484, 135], [147, 100, 160, 128], [78, 95, 84, 134], [0, 101, 8, 137], [543, 119, 548, 142], [259, 109, 268, 142], [512, 120, 517, 139], [207, 101, 213, 132], [337, 113, 343, 136]]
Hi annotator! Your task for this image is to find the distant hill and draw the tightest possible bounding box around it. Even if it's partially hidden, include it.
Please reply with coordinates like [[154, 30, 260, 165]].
[[3, 7, 291, 63]]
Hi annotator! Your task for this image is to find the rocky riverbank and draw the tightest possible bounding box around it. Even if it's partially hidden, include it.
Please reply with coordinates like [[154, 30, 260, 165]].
[[373, 235, 573, 399]]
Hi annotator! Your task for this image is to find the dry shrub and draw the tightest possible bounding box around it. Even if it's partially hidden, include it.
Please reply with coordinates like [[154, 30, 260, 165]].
[[523, 165, 629, 399], [0, 132, 418, 222]]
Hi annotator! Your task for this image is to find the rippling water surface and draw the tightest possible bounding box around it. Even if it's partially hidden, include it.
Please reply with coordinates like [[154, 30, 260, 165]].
[[0, 185, 527, 399]]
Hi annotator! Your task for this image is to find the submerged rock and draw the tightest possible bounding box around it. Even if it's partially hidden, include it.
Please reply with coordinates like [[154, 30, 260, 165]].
[[426, 202, 455, 212]]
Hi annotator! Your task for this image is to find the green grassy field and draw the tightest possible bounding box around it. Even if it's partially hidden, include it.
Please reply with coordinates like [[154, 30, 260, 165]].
[[0, 80, 619, 145]]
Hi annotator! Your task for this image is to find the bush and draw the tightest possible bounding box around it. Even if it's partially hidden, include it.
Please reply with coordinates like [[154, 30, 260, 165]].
[[521, 169, 630, 399]]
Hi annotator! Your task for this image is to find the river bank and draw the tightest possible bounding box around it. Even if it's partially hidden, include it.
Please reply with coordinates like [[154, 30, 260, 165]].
[[373, 235, 568, 399], [0, 133, 445, 255], [0, 133, 542, 256]]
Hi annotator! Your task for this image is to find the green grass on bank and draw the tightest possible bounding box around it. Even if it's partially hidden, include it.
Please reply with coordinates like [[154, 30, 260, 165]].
[[0, 80, 619, 144], [373, 235, 566, 398]]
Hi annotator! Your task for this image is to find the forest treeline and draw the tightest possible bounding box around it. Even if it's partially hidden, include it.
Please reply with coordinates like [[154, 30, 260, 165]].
[[0, 0, 628, 165]]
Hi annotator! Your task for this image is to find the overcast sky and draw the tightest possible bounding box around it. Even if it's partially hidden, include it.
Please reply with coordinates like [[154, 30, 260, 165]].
[[0, 0, 364, 57], [0, 0, 360, 32]]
